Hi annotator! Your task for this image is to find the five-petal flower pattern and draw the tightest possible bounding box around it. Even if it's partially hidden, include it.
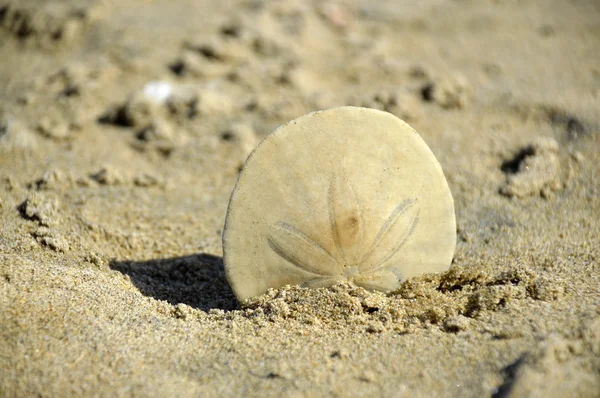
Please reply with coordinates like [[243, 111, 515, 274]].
[[267, 173, 420, 292]]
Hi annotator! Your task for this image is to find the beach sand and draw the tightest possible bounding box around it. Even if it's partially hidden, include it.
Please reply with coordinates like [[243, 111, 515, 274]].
[[1, 0, 599, 396]]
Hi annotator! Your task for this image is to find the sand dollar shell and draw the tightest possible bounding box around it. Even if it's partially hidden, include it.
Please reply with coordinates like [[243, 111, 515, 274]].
[[223, 106, 456, 302]]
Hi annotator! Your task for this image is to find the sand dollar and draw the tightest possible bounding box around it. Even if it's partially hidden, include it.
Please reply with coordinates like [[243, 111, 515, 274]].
[[223, 106, 456, 302]]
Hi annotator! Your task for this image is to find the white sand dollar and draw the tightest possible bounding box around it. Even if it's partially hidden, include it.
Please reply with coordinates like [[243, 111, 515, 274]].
[[223, 107, 456, 302]]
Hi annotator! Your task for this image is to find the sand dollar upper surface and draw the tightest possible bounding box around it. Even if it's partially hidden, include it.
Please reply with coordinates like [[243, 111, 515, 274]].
[[223, 106, 456, 302]]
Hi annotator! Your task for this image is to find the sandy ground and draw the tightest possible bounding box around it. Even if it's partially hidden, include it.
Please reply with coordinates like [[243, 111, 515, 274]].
[[1, 0, 599, 396]]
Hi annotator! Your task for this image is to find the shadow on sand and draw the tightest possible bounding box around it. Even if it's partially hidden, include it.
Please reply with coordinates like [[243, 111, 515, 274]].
[[110, 253, 238, 311]]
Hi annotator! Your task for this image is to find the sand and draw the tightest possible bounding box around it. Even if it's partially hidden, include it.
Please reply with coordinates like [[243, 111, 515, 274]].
[[1, 0, 599, 396]]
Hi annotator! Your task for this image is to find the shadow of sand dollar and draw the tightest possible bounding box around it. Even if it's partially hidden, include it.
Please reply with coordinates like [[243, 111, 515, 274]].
[[110, 254, 237, 311]]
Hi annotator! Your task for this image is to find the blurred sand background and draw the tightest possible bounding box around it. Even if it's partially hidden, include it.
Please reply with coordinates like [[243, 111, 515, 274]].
[[1, 0, 599, 396]]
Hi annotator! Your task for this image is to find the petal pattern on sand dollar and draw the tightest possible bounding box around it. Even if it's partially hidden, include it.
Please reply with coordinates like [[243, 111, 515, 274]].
[[329, 173, 364, 265], [302, 277, 341, 289], [267, 222, 341, 276], [353, 269, 400, 292], [360, 199, 419, 272], [267, 173, 420, 289]]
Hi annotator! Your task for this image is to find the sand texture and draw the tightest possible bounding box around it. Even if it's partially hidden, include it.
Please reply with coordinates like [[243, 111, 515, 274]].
[[1, 0, 599, 397]]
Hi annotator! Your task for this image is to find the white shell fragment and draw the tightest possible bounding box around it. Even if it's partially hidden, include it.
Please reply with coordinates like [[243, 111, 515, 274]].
[[143, 81, 173, 103], [223, 107, 456, 301]]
